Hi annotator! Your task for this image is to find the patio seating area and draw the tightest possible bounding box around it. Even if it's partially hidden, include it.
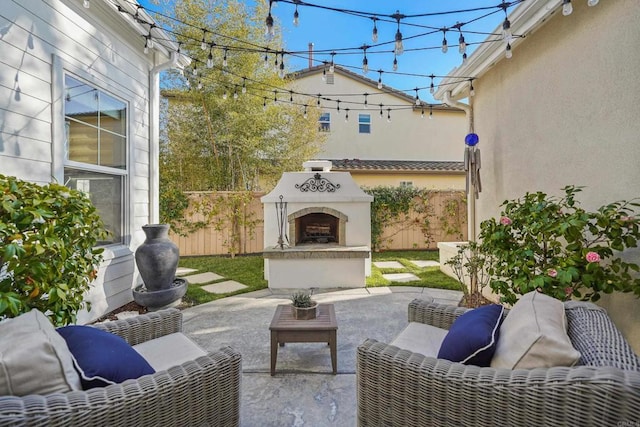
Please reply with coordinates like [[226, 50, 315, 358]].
[[180, 286, 463, 426]]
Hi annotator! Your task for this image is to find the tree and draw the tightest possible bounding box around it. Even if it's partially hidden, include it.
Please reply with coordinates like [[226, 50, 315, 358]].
[[157, 0, 324, 213]]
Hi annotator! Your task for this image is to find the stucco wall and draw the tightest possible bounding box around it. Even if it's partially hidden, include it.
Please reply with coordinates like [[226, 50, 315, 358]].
[[293, 72, 467, 162], [471, 0, 640, 351]]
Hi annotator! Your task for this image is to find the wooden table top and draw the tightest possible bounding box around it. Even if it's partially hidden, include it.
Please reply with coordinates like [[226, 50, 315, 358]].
[[269, 304, 337, 331]]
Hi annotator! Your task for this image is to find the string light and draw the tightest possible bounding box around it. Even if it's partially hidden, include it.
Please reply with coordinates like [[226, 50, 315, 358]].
[[222, 89, 227, 100], [273, 90, 278, 102], [206, 47, 214, 68], [392, 55, 398, 72], [345, 108, 350, 122], [421, 107, 425, 119], [379, 103, 383, 119], [371, 18, 378, 43], [392, 11, 405, 56], [429, 105, 433, 119], [363, 93, 368, 109], [387, 108, 391, 122], [414, 88, 420, 106], [458, 31, 466, 55], [317, 94, 321, 107], [263, 97, 267, 111], [265, 1, 275, 40], [377, 71, 383, 89], [263, 51, 269, 69], [562, 0, 573, 16], [429, 74, 435, 94], [469, 79, 475, 97], [279, 59, 286, 79], [242, 78, 247, 94], [322, 65, 326, 81], [83, 0, 90, 8], [293, 1, 300, 27], [505, 43, 512, 59], [441, 29, 448, 53], [200, 30, 208, 51], [197, 80, 203, 90], [233, 85, 239, 99], [336, 99, 341, 112], [192, 64, 197, 76], [289, 91, 294, 102], [222, 48, 228, 67], [329, 52, 336, 74], [143, 36, 150, 54], [303, 104, 308, 118], [362, 46, 369, 74]]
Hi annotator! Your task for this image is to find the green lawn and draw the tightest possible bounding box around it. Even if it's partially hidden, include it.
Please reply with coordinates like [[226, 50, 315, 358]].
[[178, 250, 463, 306]]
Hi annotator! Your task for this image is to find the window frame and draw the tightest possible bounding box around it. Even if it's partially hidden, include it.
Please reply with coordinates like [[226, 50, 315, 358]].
[[52, 55, 132, 247], [319, 112, 331, 132], [358, 113, 371, 134]]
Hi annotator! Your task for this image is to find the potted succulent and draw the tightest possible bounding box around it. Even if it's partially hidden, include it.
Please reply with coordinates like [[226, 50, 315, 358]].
[[290, 290, 318, 320]]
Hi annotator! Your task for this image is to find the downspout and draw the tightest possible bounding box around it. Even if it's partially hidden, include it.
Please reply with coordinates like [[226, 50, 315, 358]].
[[442, 90, 477, 242], [149, 51, 179, 224]]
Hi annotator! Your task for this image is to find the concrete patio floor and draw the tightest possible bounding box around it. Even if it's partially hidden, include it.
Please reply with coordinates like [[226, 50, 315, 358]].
[[181, 286, 463, 427]]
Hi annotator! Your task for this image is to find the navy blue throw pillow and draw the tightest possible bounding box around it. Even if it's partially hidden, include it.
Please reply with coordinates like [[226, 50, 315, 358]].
[[437, 304, 504, 367], [57, 325, 155, 389]]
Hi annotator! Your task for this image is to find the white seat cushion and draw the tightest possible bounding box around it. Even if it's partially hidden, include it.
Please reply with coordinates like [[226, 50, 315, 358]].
[[133, 332, 207, 372], [390, 322, 448, 357]]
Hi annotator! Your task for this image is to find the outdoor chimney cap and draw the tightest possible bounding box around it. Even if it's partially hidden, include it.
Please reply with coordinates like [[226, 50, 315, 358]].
[[303, 160, 332, 172]]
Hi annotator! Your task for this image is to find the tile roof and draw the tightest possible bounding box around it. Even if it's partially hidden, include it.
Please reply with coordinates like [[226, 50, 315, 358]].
[[328, 159, 465, 173]]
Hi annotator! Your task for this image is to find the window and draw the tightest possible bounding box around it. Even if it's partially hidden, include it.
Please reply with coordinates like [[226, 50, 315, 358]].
[[64, 74, 127, 245], [358, 114, 371, 134], [319, 112, 331, 132], [400, 181, 413, 188]]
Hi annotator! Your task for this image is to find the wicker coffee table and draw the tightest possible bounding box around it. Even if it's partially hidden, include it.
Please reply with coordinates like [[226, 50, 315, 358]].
[[269, 303, 338, 375]]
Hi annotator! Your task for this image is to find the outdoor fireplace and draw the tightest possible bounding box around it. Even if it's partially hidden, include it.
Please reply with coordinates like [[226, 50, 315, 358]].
[[261, 160, 373, 289]]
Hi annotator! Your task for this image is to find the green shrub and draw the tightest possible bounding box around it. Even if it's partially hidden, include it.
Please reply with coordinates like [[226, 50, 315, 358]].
[[0, 174, 107, 325], [478, 186, 640, 304]]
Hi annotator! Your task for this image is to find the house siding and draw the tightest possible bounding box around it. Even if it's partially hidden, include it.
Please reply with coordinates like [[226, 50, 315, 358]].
[[0, 0, 161, 323], [469, 0, 640, 351]]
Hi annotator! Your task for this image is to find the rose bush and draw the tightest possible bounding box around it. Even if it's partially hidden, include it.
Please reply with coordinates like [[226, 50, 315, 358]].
[[478, 186, 640, 304]]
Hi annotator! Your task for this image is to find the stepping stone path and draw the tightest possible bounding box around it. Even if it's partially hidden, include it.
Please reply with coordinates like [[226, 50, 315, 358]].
[[181, 272, 225, 284], [202, 280, 248, 294], [176, 267, 198, 276], [382, 273, 420, 282], [373, 261, 404, 269], [410, 260, 440, 268]]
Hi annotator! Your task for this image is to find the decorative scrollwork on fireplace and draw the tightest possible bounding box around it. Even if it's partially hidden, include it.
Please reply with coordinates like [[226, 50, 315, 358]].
[[295, 173, 341, 193]]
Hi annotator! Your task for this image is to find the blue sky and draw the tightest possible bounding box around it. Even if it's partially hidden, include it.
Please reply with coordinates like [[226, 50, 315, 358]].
[[140, 0, 515, 103]]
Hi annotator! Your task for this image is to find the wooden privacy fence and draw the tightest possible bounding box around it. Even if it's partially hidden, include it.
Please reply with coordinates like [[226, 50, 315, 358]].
[[169, 190, 467, 256]]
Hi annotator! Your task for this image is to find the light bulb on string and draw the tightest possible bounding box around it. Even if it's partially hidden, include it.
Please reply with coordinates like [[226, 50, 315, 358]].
[[265, 13, 275, 40], [201, 31, 208, 51], [469, 80, 475, 97], [222, 49, 228, 67], [462, 53, 467, 63], [279, 61, 286, 79], [206, 48, 214, 68], [562, 0, 573, 15], [587, 0, 599, 6], [303, 104, 308, 119], [197, 80, 203, 90], [317, 94, 321, 107], [387, 109, 391, 123], [441, 29, 448, 54], [505, 43, 512, 59], [458, 32, 466, 54], [263, 51, 269, 69], [273, 90, 278, 103], [273, 54, 279, 72], [379, 104, 384, 119], [83, 0, 90, 8], [362, 51, 369, 74], [192, 64, 197, 77], [371, 18, 378, 43], [364, 93, 368, 109], [233, 86, 239, 100], [293, 4, 299, 27], [336, 100, 341, 112], [377, 71, 383, 89], [502, 19, 513, 43], [392, 56, 398, 72], [329, 52, 336, 74], [421, 107, 425, 119], [429, 75, 436, 94], [322, 64, 327, 81], [414, 88, 420, 106], [143, 37, 150, 54], [345, 108, 349, 123], [146, 32, 154, 50], [263, 98, 267, 111], [222, 90, 227, 100], [242, 78, 247, 94], [392, 11, 404, 55], [429, 105, 433, 119], [289, 91, 294, 103]]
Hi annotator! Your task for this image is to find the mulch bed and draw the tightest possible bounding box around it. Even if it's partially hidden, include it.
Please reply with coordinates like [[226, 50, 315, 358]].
[[93, 301, 148, 323], [459, 291, 495, 308]]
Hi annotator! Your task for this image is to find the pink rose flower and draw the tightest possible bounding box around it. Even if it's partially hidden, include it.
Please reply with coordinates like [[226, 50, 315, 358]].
[[585, 251, 601, 263], [547, 269, 558, 278], [500, 216, 512, 226], [620, 216, 634, 222], [565, 287, 573, 297]]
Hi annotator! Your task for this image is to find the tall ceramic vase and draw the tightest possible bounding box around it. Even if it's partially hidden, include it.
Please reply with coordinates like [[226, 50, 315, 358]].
[[135, 224, 179, 291]]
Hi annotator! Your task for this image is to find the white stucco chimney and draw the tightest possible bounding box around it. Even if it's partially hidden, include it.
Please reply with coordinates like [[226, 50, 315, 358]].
[[303, 160, 332, 172], [308, 42, 314, 68]]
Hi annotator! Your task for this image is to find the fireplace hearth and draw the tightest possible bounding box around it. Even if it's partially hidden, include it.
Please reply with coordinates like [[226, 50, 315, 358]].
[[261, 160, 373, 289]]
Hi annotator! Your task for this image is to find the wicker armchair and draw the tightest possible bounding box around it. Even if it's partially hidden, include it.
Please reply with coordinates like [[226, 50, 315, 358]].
[[0, 308, 241, 427], [357, 298, 640, 427]]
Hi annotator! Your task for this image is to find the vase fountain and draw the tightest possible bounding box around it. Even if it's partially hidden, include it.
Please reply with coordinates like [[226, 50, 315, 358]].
[[132, 224, 187, 310]]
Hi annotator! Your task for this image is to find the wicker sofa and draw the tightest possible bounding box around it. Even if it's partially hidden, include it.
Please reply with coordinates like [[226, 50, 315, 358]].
[[357, 298, 640, 427], [0, 308, 241, 427]]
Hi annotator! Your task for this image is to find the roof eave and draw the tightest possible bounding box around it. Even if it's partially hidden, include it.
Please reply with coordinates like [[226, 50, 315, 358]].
[[434, 0, 563, 101]]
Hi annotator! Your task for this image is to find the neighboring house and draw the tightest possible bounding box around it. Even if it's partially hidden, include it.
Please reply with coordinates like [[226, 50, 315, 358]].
[[435, 0, 640, 351], [0, 0, 187, 323], [291, 64, 467, 190]]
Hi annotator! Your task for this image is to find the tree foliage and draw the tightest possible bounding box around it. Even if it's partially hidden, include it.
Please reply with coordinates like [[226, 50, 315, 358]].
[[157, 0, 324, 226]]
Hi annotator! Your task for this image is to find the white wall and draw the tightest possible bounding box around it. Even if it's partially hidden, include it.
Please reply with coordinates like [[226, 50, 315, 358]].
[[0, 0, 161, 322], [470, 0, 640, 350], [293, 71, 467, 162]]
